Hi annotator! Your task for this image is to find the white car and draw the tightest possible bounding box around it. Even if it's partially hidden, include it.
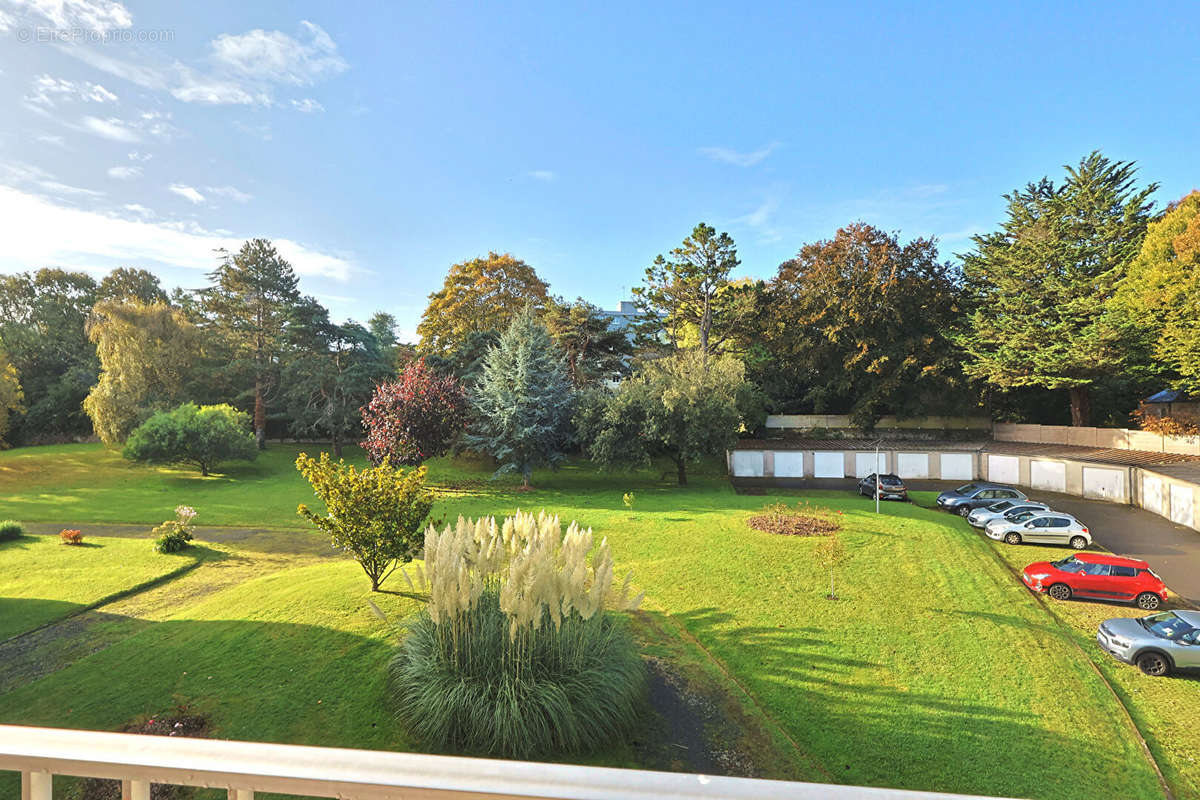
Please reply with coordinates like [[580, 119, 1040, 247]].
[[966, 500, 1051, 528], [985, 511, 1092, 548]]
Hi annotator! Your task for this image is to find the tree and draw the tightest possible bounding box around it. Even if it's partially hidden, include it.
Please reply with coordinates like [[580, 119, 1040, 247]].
[[633, 223, 753, 355], [424, 329, 499, 387], [0, 269, 98, 442], [367, 311, 402, 370], [764, 223, 965, 427], [202, 239, 302, 448], [579, 351, 766, 487], [295, 452, 433, 591], [542, 297, 636, 388], [1112, 191, 1200, 393], [466, 307, 574, 487], [0, 350, 24, 446], [361, 358, 468, 466], [814, 532, 847, 600], [959, 152, 1157, 426], [83, 301, 200, 443], [96, 268, 168, 304], [416, 252, 549, 356], [123, 403, 257, 476]]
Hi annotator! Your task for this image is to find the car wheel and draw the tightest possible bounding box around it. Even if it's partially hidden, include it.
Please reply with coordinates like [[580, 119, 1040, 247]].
[[1048, 583, 1072, 601], [958, 505, 971, 517], [1136, 651, 1171, 677], [1004, 532, 1022, 545], [1069, 535, 1088, 550], [1135, 592, 1162, 611]]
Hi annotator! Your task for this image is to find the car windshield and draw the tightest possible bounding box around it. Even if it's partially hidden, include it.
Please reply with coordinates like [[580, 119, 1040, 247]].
[[1051, 557, 1086, 573], [1139, 612, 1198, 641], [987, 501, 1014, 512], [955, 483, 978, 494]]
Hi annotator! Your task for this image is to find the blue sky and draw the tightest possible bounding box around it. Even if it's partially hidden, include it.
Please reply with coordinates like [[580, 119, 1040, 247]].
[[1, 1, 1197, 340]]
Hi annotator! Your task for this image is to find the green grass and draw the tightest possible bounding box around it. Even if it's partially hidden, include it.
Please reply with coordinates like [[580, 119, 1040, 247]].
[[0, 533, 205, 640], [0, 444, 1193, 798]]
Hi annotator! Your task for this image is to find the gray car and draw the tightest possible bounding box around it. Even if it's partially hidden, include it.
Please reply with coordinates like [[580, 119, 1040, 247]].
[[966, 500, 1050, 528], [1097, 610, 1200, 676], [984, 510, 1092, 548], [936, 482, 1027, 517]]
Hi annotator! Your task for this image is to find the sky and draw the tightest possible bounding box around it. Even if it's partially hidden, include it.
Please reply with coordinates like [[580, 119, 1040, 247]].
[[0, 1, 1197, 342]]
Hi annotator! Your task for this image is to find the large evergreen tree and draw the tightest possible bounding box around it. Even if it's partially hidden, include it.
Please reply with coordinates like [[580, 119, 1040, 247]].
[[465, 307, 574, 487], [542, 297, 635, 388], [201, 239, 302, 448], [959, 152, 1157, 426]]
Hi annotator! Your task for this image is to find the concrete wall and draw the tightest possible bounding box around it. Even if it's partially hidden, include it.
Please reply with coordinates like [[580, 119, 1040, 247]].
[[1137, 469, 1200, 531], [765, 414, 993, 432], [728, 446, 981, 481], [994, 422, 1200, 456]]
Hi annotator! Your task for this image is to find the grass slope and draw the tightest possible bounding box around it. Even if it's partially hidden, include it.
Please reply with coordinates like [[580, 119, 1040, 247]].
[[0, 534, 203, 640]]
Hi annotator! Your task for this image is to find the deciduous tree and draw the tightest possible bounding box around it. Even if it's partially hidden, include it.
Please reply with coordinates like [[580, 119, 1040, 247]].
[[0, 350, 24, 446], [123, 402, 257, 476], [96, 268, 168, 304], [542, 297, 634, 387], [361, 358, 468, 466]]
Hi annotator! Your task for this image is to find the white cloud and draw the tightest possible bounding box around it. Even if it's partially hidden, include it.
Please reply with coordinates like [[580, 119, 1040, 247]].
[[733, 194, 783, 243], [171, 67, 264, 105], [0, 9, 16, 30], [1, 160, 104, 199], [205, 185, 252, 203], [210, 20, 347, 86], [698, 141, 780, 167], [5, 0, 132, 30], [24, 74, 118, 108], [127, 150, 151, 161], [37, 133, 67, 147], [232, 120, 272, 141], [168, 184, 205, 204], [528, 170, 556, 182], [78, 115, 140, 142], [0, 184, 353, 281], [122, 202, 152, 217], [290, 97, 323, 113], [106, 165, 140, 179]]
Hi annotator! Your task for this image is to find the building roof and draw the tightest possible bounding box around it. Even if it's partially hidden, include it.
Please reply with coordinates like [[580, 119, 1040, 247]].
[[1145, 389, 1193, 404]]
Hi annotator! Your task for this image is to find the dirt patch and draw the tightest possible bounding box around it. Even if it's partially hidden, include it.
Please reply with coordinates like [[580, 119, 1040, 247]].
[[80, 704, 210, 799], [747, 503, 842, 536]]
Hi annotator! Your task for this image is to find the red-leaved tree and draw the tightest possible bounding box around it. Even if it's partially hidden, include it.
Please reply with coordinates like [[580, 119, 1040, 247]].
[[360, 358, 468, 466]]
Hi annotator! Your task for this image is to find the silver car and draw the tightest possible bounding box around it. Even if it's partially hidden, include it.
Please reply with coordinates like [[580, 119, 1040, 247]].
[[985, 511, 1092, 548], [1097, 610, 1200, 676], [966, 500, 1050, 528]]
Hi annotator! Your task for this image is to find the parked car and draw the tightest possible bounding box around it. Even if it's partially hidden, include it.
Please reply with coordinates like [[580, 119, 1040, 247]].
[[984, 511, 1091, 548], [1097, 610, 1200, 676], [966, 500, 1050, 528], [857, 473, 908, 501], [936, 483, 1027, 516], [1022, 553, 1168, 610]]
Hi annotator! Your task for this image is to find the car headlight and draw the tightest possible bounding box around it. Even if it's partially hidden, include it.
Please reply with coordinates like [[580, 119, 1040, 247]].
[[1028, 573, 1051, 581], [1108, 637, 1130, 648]]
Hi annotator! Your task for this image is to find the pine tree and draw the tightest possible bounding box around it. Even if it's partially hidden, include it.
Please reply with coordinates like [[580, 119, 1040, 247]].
[[466, 307, 574, 487]]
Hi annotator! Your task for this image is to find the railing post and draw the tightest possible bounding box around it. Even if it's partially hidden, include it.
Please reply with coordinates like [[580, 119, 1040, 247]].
[[229, 790, 254, 800], [22, 771, 52, 800], [129, 779, 151, 800]]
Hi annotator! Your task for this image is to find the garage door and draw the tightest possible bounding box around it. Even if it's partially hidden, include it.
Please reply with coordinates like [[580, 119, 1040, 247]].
[[1083, 467, 1124, 501], [774, 451, 804, 478], [1170, 484, 1195, 527], [940, 453, 974, 480], [730, 450, 763, 477], [896, 453, 929, 479], [988, 455, 1019, 484], [1030, 461, 1066, 493], [854, 452, 887, 478], [1143, 475, 1164, 515], [813, 452, 845, 478]]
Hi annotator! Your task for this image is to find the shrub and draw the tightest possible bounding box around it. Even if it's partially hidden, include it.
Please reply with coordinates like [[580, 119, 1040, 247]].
[[622, 491, 635, 510], [0, 519, 22, 541], [746, 501, 842, 536], [360, 358, 468, 466], [123, 403, 256, 476], [295, 452, 433, 591], [152, 505, 197, 554], [388, 511, 645, 758], [60, 529, 83, 545]]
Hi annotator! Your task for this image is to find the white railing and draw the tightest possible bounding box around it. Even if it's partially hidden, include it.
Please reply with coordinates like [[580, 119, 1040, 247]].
[[0, 725, 1010, 800]]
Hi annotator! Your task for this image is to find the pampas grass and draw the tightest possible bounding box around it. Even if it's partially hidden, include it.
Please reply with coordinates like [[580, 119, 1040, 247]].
[[388, 510, 645, 758]]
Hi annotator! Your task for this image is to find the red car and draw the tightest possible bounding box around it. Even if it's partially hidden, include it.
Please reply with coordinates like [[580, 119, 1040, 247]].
[[1021, 553, 1168, 610]]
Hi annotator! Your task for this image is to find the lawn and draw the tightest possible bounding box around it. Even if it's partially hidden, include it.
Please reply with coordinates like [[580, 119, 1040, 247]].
[[0, 533, 205, 641], [0, 443, 1187, 798]]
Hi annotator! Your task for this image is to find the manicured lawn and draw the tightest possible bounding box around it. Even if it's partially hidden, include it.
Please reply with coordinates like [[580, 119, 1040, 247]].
[[0, 445, 1185, 798], [0, 533, 204, 641]]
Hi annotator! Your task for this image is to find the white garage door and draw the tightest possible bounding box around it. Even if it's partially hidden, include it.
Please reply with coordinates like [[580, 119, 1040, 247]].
[[1170, 484, 1195, 527], [940, 453, 974, 480], [988, 455, 1019, 485], [854, 452, 887, 478], [1143, 475, 1164, 515], [730, 451, 764, 477], [1030, 461, 1067, 493], [774, 451, 805, 478], [813, 452, 845, 478], [1083, 467, 1124, 501], [896, 453, 929, 479]]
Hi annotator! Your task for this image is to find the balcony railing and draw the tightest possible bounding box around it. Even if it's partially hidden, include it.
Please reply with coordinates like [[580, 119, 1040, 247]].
[[0, 724, 1010, 800]]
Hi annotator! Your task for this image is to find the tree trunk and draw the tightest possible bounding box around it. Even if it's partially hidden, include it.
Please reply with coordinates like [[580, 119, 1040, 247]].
[[254, 381, 267, 450], [200, 462, 209, 477], [522, 465, 532, 488], [675, 455, 688, 487], [333, 433, 343, 459], [1069, 385, 1091, 428], [370, 575, 379, 592]]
